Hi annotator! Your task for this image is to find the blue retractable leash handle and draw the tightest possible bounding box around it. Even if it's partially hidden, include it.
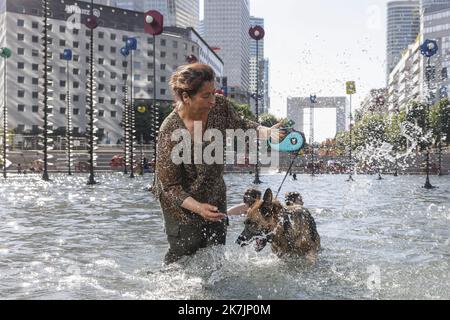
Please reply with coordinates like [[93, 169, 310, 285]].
[[268, 127, 306, 198]]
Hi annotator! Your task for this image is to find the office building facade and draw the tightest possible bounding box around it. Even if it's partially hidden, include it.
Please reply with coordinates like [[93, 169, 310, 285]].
[[0, 0, 222, 145], [203, 0, 251, 103], [386, 1, 421, 82]]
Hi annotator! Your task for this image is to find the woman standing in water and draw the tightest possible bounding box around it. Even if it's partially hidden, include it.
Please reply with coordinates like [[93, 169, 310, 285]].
[[153, 63, 283, 264]]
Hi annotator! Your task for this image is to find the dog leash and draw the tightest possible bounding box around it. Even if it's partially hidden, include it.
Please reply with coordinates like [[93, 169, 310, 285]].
[[268, 128, 306, 199]]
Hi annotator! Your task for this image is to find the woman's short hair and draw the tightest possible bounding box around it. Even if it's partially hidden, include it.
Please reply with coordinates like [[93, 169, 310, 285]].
[[243, 188, 262, 207], [169, 63, 215, 102]]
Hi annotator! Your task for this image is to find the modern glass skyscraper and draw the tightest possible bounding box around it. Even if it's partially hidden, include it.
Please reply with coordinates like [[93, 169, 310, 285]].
[[203, 0, 251, 93], [94, 0, 199, 28], [421, 0, 450, 11], [386, 1, 421, 82]]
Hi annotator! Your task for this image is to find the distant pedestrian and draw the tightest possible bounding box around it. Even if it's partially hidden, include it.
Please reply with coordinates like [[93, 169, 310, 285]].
[[17, 163, 22, 174]]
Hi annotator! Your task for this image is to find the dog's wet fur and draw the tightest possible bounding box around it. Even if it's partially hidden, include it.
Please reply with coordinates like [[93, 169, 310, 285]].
[[236, 188, 320, 260]]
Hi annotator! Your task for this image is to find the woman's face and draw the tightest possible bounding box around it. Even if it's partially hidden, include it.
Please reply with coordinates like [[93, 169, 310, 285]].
[[184, 81, 216, 113]]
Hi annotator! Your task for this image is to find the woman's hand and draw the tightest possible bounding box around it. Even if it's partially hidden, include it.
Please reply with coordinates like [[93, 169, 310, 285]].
[[269, 121, 288, 143], [197, 203, 227, 222]]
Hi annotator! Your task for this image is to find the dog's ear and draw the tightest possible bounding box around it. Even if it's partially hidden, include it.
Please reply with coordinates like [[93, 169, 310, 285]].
[[263, 189, 273, 205], [260, 189, 273, 217]]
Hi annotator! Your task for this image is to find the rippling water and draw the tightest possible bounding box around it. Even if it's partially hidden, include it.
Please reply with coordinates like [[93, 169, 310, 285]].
[[0, 173, 449, 299]]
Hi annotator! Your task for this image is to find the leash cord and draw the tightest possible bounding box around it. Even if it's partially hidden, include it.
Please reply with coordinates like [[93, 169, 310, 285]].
[[275, 152, 299, 199]]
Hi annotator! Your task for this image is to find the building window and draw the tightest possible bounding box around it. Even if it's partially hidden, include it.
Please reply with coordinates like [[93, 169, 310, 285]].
[[98, 58, 104, 65], [73, 82, 79, 89], [60, 94, 66, 101], [17, 48, 25, 55], [73, 68, 79, 75], [73, 95, 79, 102], [18, 19, 25, 27], [18, 104, 25, 112], [111, 34, 116, 41], [32, 92, 38, 99], [161, 39, 166, 46], [17, 62, 24, 70], [60, 80, 66, 87], [98, 31, 104, 39], [111, 98, 116, 105], [147, 62, 154, 69], [32, 35, 38, 43], [98, 71, 104, 78], [18, 76, 25, 84], [147, 50, 154, 57], [134, 75, 140, 81], [17, 125, 25, 133], [111, 111, 117, 117], [18, 34, 25, 41], [32, 78, 38, 85], [111, 85, 116, 92], [73, 41, 79, 48], [73, 54, 79, 62], [98, 110, 104, 117], [60, 25, 66, 33], [86, 43, 90, 50], [109, 72, 116, 80], [160, 89, 166, 95], [32, 64, 38, 71], [160, 64, 166, 70], [98, 45, 104, 52], [60, 107, 66, 114], [111, 60, 116, 66], [160, 51, 166, 58], [73, 29, 79, 35], [73, 127, 79, 134], [173, 53, 178, 60], [122, 74, 127, 81], [110, 47, 116, 54], [73, 108, 79, 115], [32, 21, 38, 29], [122, 61, 128, 68], [18, 90, 25, 98], [98, 84, 105, 91], [161, 76, 167, 83], [32, 49, 39, 57], [60, 66, 66, 74], [32, 105, 39, 113], [147, 37, 153, 44], [99, 97, 105, 104], [86, 30, 91, 37], [173, 41, 178, 48], [59, 39, 65, 46], [184, 43, 188, 50]]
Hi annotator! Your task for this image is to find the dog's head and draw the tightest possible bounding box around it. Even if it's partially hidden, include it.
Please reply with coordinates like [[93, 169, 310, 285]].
[[236, 188, 282, 252]]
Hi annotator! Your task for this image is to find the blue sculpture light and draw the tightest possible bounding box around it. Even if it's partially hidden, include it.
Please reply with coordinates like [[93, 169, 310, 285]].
[[420, 39, 438, 58], [126, 37, 137, 51], [62, 48, 72, 61], [120, 47, 130, 57]]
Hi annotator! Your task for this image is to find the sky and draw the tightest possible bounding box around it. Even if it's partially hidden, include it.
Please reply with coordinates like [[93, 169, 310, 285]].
[[201, 0, 389, 142]]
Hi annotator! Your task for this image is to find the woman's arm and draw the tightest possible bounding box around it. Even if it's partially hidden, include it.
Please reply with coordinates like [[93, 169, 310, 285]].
[[181, 197, 226, 222]]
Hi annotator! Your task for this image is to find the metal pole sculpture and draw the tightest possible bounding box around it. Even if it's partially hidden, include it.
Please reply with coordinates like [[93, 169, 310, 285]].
[[0, 47, 11, 179], [120, 46, 130, 175], [309, 94, 317, 176], [346, 81, 356, 181], [249, 25, 265, 185], [62, 49, 73, 175], [144, 10, 164, 188], [41, 0, 54, 182], [86, 0, 98, 185], [420, 39, 438, 189], [437, 68, 447, 176], [125, 37, 137, 179]]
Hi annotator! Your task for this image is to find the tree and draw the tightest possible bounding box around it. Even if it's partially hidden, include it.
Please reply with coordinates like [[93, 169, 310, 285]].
[[429, 98, 450, 145], [259, 113, 278, 127], [229, 100, 257, 122]]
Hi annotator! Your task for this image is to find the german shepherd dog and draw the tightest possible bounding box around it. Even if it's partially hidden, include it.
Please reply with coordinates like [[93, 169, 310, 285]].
[[236, 189, 320, 259]]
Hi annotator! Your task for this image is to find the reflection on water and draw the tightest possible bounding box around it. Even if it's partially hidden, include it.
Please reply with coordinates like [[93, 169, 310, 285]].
[[0, 173, 449, 299]]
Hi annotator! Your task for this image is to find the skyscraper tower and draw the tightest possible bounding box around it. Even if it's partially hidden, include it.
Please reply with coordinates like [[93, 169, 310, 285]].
[[249, 16, 264, 114], [94, 0, 199, 28], [421, 0, 450, 11], [386, 1, 421, 82], [204, 0, 251, 95]]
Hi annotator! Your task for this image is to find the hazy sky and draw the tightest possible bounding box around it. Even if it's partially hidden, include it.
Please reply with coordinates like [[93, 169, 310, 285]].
[[201, 0, 389, 141]]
